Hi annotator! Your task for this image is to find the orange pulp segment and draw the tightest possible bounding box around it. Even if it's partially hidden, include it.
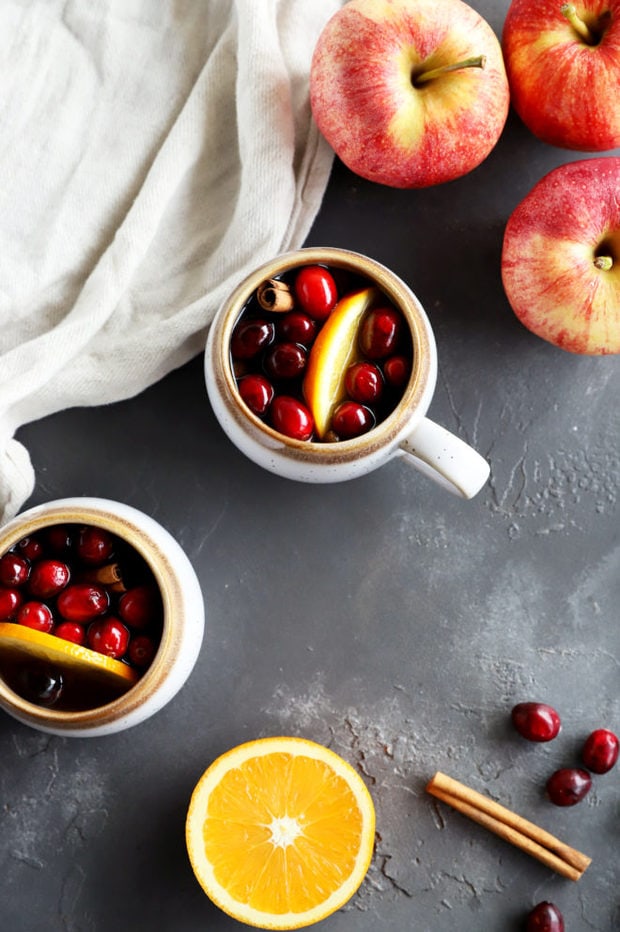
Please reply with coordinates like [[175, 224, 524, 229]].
[[185, 736, 376, 929], [0, 622, 138, 690], [303, 287, 379, 438]]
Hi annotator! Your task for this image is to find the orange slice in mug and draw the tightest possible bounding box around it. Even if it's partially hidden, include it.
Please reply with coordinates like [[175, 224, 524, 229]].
[[303, 287, 378, 438], [185, 736, 375, 929]]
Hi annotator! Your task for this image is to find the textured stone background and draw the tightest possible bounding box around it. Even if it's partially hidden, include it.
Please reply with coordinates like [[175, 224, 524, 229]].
[[1, 2, 619, 929]]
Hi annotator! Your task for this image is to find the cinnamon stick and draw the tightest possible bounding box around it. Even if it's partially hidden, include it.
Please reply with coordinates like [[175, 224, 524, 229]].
[[256, 279, 294, 312], [426, 771, 591, 881]]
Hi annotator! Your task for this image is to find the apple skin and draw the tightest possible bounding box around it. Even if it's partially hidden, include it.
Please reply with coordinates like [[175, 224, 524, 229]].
[[501, 157, 620, 355], [502, 0, 620, 151], [310, 0, 509, 188]]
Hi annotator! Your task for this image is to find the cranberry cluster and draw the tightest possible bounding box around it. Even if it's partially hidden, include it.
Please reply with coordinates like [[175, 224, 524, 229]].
[[0, 523, 162, 691], [511, 701, 618, 806], [231, 264, 413, 441]]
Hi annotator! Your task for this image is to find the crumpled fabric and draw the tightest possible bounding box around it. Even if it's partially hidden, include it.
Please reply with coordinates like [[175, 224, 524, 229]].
[[0, 0, 340, 523]]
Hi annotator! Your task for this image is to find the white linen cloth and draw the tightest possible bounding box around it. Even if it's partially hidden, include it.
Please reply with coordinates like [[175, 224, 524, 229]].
[[0, 0, 340, 523]]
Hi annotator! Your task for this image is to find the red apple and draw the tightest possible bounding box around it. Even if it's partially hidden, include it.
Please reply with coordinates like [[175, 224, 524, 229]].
[[310, 0, 509, 188], [501, 157, 620, 354], [502, 0, 620, 151]]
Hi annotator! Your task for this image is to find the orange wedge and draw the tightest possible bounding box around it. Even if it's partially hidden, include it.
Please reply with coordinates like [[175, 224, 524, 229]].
[[0, 622, 138, 691], [303, 287, 378, 438], [186, 736, 375, 929]]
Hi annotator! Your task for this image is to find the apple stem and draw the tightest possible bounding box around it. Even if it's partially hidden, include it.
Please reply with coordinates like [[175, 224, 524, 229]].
[[413, 55, 486, 86], [561, 3, 596, 43], [594, 255, 613, 271]]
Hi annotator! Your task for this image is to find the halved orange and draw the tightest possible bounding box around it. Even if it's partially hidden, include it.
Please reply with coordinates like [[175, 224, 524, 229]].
[[0, 622, 138, 691], [303, 287, 378, 438], [185, 736, 375, 929]]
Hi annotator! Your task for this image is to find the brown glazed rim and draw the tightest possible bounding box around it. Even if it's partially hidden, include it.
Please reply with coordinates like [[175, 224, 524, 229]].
[[212, 247, 434, 462], [0, 504, 184, 730]]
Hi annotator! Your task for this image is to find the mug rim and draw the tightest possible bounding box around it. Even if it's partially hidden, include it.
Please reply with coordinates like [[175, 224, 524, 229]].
[[207, 247, 437, 466], [0, 499, 186, 731]]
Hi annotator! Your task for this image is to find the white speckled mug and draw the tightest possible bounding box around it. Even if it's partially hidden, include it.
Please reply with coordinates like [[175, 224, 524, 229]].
[[0, 498, 204, 737], [205, 247, 489, 499]]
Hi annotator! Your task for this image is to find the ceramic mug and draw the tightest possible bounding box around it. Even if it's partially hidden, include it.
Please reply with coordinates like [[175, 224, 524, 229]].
[[205, 247, 490, 499], [0, 497, 205, 737]]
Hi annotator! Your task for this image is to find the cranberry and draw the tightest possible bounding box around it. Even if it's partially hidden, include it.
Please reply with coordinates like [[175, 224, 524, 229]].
[[57, 583, 109, 622], [54, 621, 86, 646], [230, 318, 275, 360], [294, 265, 338, 320], [277, 311, 317, 346], [0, 552, 30, 587], [525, 901, 565, 932], [238, 373, 274, 416], [581, 728, 619, 774], [17, 664, 64, 707], [511, 702, 561, 742], [0, 587, 23, 620], [263, 342, 307, 380], [76, 526, 114, 565], [87, 617, 130, 659], [270, 395, 314, 441], [359, 306, 402, 359], [44, 525, 73, 554], [331, 401, 375, 439], [128, 634, 157, 668], [119, 585, 160, 629], [546, 768, 591, 806], [29, 559, 71, 598], [17, 601, 54, 633], [16, 536, 44, 561], [383, 354, 411, 387], [345, 361, 384, 404]]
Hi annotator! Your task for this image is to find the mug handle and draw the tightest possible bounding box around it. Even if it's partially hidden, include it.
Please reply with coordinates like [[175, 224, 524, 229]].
[[396, 417, 490, 499]]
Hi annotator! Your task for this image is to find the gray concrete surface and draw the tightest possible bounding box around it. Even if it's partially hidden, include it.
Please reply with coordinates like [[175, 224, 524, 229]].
[[1, 2, 618, 929]]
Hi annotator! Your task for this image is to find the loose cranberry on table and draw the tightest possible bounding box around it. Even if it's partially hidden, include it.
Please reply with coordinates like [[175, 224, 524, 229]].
[[546, 767, 591, 806], [0, 552, 31, 587], [0, 587, 23, 620], [581, 728, 619, 774], [511, 702, 561, 742], [525, 901, 565, 932], [269, 395, 314, 441], [87, 618, 130, 659], [29, 558, 71, 599], [57, 583, 110, 623], [17, 601, 54, 633], [293, 265, 338, 320], [76, 526, 114, 565], [54, 621, 86, 646]]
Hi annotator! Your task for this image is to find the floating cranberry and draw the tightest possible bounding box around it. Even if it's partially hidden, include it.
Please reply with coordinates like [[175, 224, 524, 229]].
[[76, 526, 114, 565], [263, 342, 307, 380], [230, 318, 275, 360], [119, 585, 160, 630], [546, 768, 591, 806], [87, 618, 130, 659], [0, 587, 23, 620], [29, 559, 71, 598], [277, 311, 317, 346], [17, 664, 64, 707], [238, 374, 274, 416], [511, 702, 561, 742], [16, 536, 43, 561], [525, 901, 565, 932], [0, 552, 30, 587], [54, 621, 86, 646], [270, 395, 314, 441], [294, 265, 338, 320], [581, 728, 619, 774], [332, 401, 375, 439], [44, 525, 73, 554], [384, 354, 411, 387], [345, 361, 384, 404], [57, 583, 109, 623], [128, 634, 157, 668], [17, 601, 54, 633], [359, 306, 402, 359]]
